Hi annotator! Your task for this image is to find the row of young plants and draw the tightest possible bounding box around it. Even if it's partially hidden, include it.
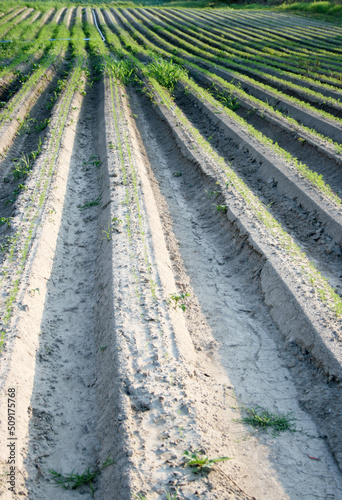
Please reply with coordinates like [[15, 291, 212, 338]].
[[147, 7, 342, 79], [87, 26, 206, 489], [110, 8, 342, 205], [0, 22, 70, 129], [140, 8, 342, 119], [0, 16, 87, 347], [202, 8, 342, 56], [226, 9, 342, 44], [124, 8, 342, 155], [160, 7, 342, 96], [0, 9, 60, 78], [98, 11, 342, 319], [158, 7, 342, 68], [145, 8, 342, 87], [0, 8, 29, 39]]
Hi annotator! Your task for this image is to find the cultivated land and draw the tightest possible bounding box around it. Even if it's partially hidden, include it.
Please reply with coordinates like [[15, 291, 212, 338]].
[[0, 4, 342, 499]]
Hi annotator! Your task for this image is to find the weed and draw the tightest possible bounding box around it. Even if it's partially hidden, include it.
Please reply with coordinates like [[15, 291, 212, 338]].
[[183, 450, 231, 473], [172, 172, 182, 177], [205, 189, 220, 199], [83, 156, 102, 170], [102, 217, 122, 241], [109, 59, 136, 85], [235, 406, 296, 434], [209, 84, 240, 111], [147, 58, 187, 90], [168, 292, 190, 312], [79, 194, 102, 211], [0, 217, 11, 228], [214, 204, 227, 213], [12, 154, 32, 180], [35, 118, 50, 132], [49, 458, 114, 497]]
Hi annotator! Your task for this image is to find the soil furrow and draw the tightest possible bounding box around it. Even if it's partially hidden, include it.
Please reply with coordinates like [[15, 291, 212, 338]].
[[127, 83, 342, 499], [1, 7, 342, 500], [187, 69, 342, 194], [124, 8, 342, 142], [172, 85, 342, 296]]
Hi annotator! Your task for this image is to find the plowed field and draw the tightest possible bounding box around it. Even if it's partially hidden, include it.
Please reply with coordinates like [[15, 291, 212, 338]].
[[0, 5, 342, 499]]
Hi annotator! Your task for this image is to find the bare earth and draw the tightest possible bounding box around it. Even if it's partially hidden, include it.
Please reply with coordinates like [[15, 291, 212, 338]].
[[0, 7, 342, 500]]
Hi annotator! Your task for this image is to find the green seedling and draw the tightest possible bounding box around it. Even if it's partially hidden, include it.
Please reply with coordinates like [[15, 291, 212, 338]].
[[12, 154, 31, 180], [168, 292, 190, 312], [172, 172, 182, 177], [0, 217, 11, 228], [235, 406, 296, 434], [209, 84, 240, 111], [5, 184, 25, 205], [49, 457, 114, 497], [183, 450, 231, 474], [214, 204, 227, 213], [79, 194, 102, 211], [102, 217, 122, 241], [35, 118, 50, 132], [205, 189, 220, 199]]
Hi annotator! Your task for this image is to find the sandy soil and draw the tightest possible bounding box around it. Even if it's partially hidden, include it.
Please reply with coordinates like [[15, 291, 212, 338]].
[[0, 7, 342, 500]]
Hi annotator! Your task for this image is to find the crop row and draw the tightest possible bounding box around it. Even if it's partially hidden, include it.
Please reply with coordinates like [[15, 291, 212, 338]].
[[0, 10, 87, 345], [1, 6, 341, 333]]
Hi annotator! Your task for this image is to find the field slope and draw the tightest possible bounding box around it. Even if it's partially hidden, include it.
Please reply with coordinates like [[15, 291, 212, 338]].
[[0, 5, 342, 500]]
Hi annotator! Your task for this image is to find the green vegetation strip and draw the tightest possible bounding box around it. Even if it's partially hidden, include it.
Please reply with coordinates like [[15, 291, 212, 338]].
[[109, 9, 342, 206], [99, 19, 342, 317], [0, 23, 70, 126], [136, 9, 342, 125], [127, 7, 342, 158], [0, 25, 86, 349]]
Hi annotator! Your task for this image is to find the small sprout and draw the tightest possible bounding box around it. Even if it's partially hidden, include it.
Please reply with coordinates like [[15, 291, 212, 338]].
[[205, 189, 221, 199], [79, 193, 102, 211], [172, 172, 182, 177], [102, 217, 122, 241], [166, 490, 178, 500], [214, 204, 227, 213], [100, 345, 107, 352], [168, 292, 190, 312], [0, 217, 11, 228], [183, 450, 231, 474]]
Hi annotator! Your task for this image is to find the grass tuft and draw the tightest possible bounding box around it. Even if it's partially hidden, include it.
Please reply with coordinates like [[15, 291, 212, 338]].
[[109, 59, 136, 85], [147, 58, 187, 90], [49, 457, 114, 497], [235, 406, 296, 434]]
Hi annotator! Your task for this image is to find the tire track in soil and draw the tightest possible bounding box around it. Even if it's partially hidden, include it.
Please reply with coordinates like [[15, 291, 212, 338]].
[[128, 88, 342, 500], [22, 75, 102, 498]]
